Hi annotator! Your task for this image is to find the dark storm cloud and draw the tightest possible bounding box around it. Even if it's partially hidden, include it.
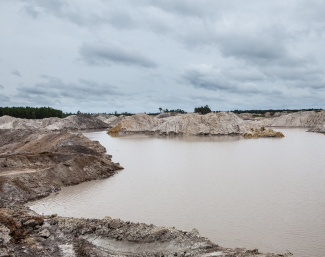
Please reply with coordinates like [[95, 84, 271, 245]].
[[11, 69, 22, 77], [79, 42, 157, 68]]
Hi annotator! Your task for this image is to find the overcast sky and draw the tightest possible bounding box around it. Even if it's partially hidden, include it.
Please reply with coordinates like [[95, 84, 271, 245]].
[[1, 0, 325, 113]]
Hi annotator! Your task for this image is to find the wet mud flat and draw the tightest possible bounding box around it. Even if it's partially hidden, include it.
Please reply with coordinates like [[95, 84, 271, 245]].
[[0, 129, 294, 256]]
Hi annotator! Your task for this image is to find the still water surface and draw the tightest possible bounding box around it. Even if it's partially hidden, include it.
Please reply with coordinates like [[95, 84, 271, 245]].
[[27, 129, 325, 257]]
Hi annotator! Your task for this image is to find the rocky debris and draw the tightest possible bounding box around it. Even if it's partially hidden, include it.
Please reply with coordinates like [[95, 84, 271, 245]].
[[250, 111, 325, 129], [0, 130, 122, 204], [243, 127, 285, 138], [39, 228, 50, 238], [0, 204, 110, 256]]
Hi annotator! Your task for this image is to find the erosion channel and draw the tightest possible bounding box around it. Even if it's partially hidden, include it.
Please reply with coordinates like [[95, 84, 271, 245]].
[[27, 128, 325, 257]]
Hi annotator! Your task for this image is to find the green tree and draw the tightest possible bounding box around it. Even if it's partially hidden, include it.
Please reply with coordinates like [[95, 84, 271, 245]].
[[194, 105, 211, 114]]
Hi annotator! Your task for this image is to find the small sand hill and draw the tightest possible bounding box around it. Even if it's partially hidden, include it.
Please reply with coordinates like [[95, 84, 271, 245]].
[[44, 114, 110, 130]]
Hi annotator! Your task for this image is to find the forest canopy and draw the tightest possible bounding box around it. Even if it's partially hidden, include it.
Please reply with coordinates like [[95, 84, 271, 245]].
[[0, 107, 64, 119]]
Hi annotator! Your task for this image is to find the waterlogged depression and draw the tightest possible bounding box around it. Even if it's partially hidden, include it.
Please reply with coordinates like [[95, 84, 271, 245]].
[[27, 128, 325, 257]]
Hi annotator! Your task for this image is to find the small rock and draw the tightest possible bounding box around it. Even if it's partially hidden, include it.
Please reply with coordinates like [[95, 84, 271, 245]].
[[23, 219, 38, 227], [39, 228, 51, 238]]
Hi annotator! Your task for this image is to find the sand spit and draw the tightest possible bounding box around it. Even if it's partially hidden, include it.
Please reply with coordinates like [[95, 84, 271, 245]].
[[107, 112, 284, 138], [0, 129, 293, 256]]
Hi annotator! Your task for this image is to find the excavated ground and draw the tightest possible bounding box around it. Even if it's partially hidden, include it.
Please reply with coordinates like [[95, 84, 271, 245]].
[[0, 129, 293, 256]]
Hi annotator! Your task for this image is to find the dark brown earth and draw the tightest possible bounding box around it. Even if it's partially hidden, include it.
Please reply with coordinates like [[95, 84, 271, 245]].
[[0, 129, 294, 257]]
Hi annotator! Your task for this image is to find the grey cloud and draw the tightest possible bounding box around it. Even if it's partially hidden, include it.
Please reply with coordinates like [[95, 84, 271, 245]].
[[0, 84, 4, 89], [181, 64, 267, 95], [11, 69, 22, 77], [259, 64, 325, 90], [182, 61, 325, 100], [20, 0, 114, 28], [16, 75, 127, 102], [23, 5, 39, 18], [79, 42, 157, 68], [0, 94, 10, 102]]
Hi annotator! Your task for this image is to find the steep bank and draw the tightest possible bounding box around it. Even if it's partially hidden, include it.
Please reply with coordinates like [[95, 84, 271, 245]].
[[0, 129, 122, 204], [108, 112, 284, 138]]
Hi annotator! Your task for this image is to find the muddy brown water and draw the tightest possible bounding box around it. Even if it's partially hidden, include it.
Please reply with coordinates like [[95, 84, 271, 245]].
[[27, 128, 325, 257]]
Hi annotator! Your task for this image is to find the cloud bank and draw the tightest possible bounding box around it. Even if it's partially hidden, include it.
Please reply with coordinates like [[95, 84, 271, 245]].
[[0, 0, 324, 112]]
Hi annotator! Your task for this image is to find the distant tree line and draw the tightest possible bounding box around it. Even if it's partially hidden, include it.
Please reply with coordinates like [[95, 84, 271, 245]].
[[1, 106, 323, 120], [0, 106, 64, 119]]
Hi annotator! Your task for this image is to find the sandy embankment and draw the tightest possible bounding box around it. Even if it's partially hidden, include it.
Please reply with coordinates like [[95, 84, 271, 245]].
[[247, 110, 325, 132]]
